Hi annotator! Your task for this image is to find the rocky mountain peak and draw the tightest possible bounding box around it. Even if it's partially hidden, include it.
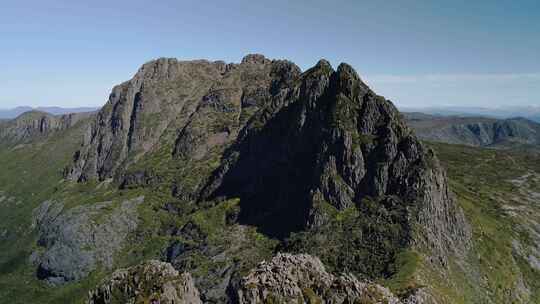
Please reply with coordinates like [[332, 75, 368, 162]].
[[65, 55, 301, 182], [335, 62, 370, 96], [240, 53, 270, 65], [64, 55, 470, 282], [316, 58, 332, 67], [195, 56, 470, 266]]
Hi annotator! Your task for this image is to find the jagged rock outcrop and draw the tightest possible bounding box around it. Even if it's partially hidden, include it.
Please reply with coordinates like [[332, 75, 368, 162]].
[[0, 110, 94, 143], [235, 253, 433, 304], [198, 57, 470, 265], [66, 55, 301, 183], [30, 196, 144, 284], [404, 113, 540, 148], [88, 260, 202, 304]]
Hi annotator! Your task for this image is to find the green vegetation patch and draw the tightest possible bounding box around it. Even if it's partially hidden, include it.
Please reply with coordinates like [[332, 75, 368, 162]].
[[284, 196, 412, 281]]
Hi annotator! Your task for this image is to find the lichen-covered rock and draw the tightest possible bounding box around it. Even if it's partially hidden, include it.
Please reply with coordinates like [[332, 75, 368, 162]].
[[31, 196, 144, 284], [235, 253, 426, 304], [87, 260, 202, 304]]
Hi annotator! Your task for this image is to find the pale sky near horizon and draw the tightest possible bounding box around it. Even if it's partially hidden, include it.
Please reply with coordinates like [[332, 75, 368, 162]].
[[1, 0, 539, 108]]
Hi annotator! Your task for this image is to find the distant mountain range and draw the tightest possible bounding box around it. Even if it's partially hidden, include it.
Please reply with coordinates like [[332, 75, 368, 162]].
[[399, 106, 540, 123], [0, 106, 99, 119], [404, 112, 540, 149]]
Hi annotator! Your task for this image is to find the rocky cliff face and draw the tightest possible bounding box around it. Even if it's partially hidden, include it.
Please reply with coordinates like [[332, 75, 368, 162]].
[[66, 55, 300, 182], [88, 260, 202, 304], [66, 55, 469, 256], [63, 54, 470, 301], [197, 58, 470, 266], [0, 110, 94, 143]]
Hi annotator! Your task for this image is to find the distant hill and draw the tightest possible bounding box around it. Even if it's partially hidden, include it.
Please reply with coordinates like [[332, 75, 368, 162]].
[[400, 106, 540, 123], [404, 112, 540, 148], [0, 106, 99, 119], [0, 110, 94, 143]]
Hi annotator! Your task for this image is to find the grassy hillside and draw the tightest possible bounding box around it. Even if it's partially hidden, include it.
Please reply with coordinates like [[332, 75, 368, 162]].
[[0, 115, 277, 303], [422, 142, 540, 303], [0, 118, 101, 303]]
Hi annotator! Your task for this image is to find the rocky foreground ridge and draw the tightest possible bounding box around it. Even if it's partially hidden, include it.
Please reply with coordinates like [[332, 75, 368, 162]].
[[88, 260, 202, 304], [88, 254, 433, 304]]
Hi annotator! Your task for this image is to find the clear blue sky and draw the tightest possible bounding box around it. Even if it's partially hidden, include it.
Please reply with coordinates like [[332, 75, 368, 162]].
[[1, 0, 539, 108]]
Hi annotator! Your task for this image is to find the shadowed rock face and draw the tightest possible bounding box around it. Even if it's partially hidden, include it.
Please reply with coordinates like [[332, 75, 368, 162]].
[[198, 58, 470, 263]]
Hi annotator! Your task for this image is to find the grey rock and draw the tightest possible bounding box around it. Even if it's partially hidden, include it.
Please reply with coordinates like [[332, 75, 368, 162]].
[[66, 54, 299, 184], [31, 196, 144, 283], [119, 169, 162, 189]]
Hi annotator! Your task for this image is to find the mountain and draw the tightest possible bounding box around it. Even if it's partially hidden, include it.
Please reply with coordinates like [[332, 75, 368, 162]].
[[0, 106, 33, 119], [0, 55, 538, 304], [60, 54, 469, 300], [0, 106, 99, 119], [404, 112, 540, 148], [400, 106, 540, 123], [0, 110, 94, 144]]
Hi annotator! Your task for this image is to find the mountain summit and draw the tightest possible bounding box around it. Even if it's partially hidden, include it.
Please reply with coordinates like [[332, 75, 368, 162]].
[[59, 54, 471, 301]]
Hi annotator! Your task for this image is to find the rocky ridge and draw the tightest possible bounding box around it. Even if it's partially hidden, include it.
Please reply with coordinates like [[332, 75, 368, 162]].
[[404, 112, 540, 148], [65, 54, 294, 182], [0, 110, 94, 143], [88, 254, 436, 304], [88, 260, 202, 304], [236, 253, 428, 304]]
